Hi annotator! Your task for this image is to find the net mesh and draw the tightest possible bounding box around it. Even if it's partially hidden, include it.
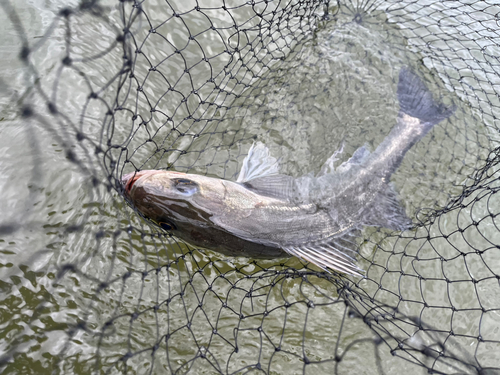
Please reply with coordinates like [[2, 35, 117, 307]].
[[1, 0, 499, 374]]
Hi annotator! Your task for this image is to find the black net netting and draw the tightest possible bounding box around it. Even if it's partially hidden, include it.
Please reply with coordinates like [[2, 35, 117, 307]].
[[1, 0, 500, 373]]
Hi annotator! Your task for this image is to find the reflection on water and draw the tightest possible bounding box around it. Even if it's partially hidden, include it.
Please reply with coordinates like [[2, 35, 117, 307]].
[[0, 0, 499, 374]]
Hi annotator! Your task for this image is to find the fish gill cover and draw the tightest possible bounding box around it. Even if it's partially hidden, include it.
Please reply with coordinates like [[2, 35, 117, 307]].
[[0, 0, 499, 374]]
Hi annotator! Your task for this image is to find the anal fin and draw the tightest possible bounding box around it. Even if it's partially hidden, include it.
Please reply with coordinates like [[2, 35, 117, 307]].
[[284, 235, 364, 277]]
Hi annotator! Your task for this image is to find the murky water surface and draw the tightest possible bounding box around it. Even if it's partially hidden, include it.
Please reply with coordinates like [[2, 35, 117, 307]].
[[0, 0, 498, 374]]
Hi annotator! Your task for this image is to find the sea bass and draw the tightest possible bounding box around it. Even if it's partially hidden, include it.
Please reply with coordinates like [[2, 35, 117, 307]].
[[122, 68, 454, 276]]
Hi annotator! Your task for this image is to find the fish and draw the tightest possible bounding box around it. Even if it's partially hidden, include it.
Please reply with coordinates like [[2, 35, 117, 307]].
[[122, 68, 455, 276]]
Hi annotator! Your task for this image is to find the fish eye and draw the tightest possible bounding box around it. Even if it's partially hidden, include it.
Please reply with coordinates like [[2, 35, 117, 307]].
[[159, 221, 176, 231], [172, 178, 199, 195]]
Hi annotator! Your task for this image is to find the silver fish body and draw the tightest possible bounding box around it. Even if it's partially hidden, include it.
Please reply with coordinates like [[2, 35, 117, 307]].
[[122, 68, 454, 276], [122, 171, 329, 256]]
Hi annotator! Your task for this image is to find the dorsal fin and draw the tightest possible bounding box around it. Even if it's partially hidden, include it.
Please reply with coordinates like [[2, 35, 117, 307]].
[[237, 142, 280, 183], [336, 145, 371, 173], [318, 143, 344, 176]]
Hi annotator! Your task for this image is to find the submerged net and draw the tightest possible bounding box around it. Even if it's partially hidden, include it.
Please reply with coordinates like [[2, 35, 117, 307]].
[[1, 0, 499, 373]]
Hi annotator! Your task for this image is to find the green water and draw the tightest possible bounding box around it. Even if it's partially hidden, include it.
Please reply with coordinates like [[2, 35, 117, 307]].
[[1, 0, 499, 374]]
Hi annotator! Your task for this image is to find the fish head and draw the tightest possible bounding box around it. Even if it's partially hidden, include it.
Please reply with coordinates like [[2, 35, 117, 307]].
[[121, 170, 227, 232]]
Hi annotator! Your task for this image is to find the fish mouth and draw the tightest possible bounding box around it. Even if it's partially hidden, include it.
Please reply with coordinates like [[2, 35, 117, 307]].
[[121, 170, 187, 196], [121, 170, 161, 196]]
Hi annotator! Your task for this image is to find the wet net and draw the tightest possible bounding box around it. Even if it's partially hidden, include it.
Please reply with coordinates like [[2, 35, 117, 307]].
[[1, 0, 499, 373]]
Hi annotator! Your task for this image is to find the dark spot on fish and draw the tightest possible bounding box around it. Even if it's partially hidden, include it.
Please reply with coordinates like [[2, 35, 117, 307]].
[[172, 178, 199, 195]]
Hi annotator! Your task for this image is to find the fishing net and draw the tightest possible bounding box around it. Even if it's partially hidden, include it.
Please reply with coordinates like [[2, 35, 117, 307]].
[[1, 0, 499, 373]]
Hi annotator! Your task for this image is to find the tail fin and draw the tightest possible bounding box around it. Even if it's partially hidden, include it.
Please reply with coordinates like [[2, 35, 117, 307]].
[[397, 67, 455, 126]]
